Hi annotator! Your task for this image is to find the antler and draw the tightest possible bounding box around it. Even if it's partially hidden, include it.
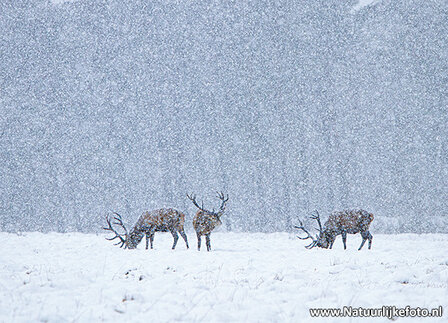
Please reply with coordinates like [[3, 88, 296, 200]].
[[216, 191, 229, 212], [187, 193, 207, 212], [294, 219, 317, 249], [103, 212, 128, 248], [310, 210, 323, 233]]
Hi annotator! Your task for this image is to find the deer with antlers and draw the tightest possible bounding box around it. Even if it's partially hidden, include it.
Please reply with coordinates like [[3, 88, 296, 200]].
[[103, 209, 189, 250], [295, 210, 374, 250], [187, 192, 229, 251]]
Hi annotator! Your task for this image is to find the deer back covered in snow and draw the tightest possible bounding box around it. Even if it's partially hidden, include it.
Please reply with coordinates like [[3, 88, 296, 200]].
[[104, 208, 189, 250], [295, 210, 374, 250]]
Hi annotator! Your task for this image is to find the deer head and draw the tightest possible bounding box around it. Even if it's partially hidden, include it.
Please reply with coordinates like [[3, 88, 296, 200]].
[[187, 192, 229, 227], [294, 211, 327, 249], [103, 212, 141, 249]]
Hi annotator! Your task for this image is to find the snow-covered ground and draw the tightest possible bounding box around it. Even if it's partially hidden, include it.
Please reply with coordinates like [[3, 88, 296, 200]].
[[1, 232, 447, 322]]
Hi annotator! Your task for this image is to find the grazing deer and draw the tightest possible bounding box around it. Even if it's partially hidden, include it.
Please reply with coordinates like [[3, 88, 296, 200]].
[[187, 192, 229, 251], [295, 210, 374, 250], [103, 209, 189, 250]]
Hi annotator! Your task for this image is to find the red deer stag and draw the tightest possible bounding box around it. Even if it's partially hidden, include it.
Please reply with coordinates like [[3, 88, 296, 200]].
[[187, 192, 229, 251], [295, 210, 374, 250], [103, 209, 189, 250]]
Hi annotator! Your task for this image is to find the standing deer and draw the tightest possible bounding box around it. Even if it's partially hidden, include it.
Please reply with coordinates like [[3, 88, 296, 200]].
[[295, 210, 374, 250], [103, 209, 189, 250], [187, 192, 229, 251]]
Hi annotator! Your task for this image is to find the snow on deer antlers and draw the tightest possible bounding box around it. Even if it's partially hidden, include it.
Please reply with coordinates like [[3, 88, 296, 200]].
[[103, 209, 189, 250], [295, 210, 374, 250], [187, 192, 229, 251]]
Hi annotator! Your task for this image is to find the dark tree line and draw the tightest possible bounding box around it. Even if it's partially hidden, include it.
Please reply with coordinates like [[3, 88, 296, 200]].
[[1, 0, 447, 233]]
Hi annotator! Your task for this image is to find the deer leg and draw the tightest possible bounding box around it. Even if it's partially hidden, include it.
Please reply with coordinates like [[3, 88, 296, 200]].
[[145, 233, 149, 250], [205, 234, 211, 251], [170, 229, 179, 250], [149, 232, 155, 249], [179, 229, 189, 249], [358, 231, 368, 250], [329, 236, 335, 249], [342, 232, 347, 250], [196, 232, 202, 251], [368, 232, 373, 249]]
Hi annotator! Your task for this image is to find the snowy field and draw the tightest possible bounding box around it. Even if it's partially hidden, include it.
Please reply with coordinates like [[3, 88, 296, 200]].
[[1, 232, 447, 322]]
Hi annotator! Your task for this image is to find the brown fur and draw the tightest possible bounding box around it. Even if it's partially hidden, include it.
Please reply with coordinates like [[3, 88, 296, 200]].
[[126, 208, 189, 250], [326, 210, 374, 234], [318, 209, 374, 250], [136, 208, 186, 232], [193, 211, 222, 235]]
